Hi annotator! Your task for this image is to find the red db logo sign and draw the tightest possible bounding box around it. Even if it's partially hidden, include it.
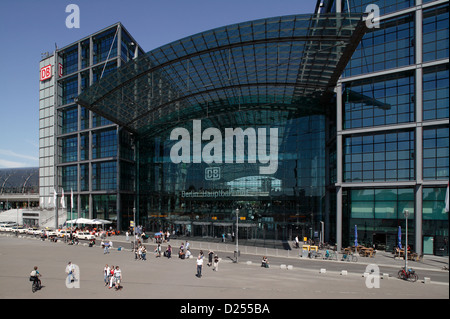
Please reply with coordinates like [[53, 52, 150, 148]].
[[40, 64, 52, 81]]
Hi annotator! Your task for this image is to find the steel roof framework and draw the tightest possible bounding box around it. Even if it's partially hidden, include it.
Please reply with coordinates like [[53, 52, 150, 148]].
[[76, 13, 366, 137]]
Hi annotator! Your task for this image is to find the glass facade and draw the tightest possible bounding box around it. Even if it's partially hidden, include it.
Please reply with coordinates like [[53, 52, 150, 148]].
[[343, 0, 414, 16], [343, 13, 414, 77], [337, 0, 449, 255], [49, 23, 144, 226], [41, 3, 448, 255], [60, 45, 78, 75], [343, 188, 415, 251], [423, 186, 448, 255], [423, 4, 449, 62], [343, 130, 415, 182], [61, 75, 78, 105], [423, 64, 449, 121], [137, 114, 327, 238], [423, 126, 449, 180], [60, 105, 78, 134], [343, 71, 415, 129], [76, 14, 366, 240]]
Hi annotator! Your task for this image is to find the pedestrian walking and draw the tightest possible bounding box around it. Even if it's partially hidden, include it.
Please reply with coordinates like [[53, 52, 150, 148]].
[[103, 264, 110, 286], [103, 241, 110, 254], [114, 266, 122, 290], [109, 265, 115, 288], [208, 250, 214, 266], [213, 255, 219, 271], [166, 245, 172, 258], [141, 246, 147, 260], [196, 255, 203, 278], [138, 245, 143, 260], [126, 231, 129, 241], [65, 261, 76, 284]]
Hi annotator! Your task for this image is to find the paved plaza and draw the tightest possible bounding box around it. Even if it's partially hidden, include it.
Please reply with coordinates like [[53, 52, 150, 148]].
[[0, 234, 448, 303]]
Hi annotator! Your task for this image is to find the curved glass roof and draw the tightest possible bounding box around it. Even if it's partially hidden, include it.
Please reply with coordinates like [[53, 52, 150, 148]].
[[0, 168, 39, 194], [76, 13, 366, 137]]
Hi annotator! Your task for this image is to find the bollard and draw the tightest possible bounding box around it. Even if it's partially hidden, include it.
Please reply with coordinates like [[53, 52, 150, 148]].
[[341, 270, 348, 276], [320, 268, 326, 274], [423, 277, 431, 284], [382, 273, 390, 279], [287, 265, 293, 270], [280, 264, 287, 270], [246, 261, 252, 265]]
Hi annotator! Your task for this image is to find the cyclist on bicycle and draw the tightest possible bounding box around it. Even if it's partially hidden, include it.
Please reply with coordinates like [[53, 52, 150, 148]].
[[30, 266, 42, 286]]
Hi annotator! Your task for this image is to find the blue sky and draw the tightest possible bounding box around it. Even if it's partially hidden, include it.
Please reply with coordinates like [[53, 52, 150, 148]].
[[0, 0, 316, 168]]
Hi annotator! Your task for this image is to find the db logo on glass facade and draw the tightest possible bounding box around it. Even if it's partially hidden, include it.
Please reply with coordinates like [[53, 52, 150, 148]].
[[205, 167, 221, 181]]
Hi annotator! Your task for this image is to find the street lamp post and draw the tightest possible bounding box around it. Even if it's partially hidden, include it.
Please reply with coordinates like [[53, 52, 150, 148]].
[[133, 207, 136, 250], [320, 221, 324, 247], [235, 208, 239, 263], [404, 209, 409, 271]]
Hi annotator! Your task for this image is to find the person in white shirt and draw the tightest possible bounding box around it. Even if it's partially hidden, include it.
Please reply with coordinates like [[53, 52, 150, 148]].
[[114, 266, 122, 290], [104, 264, 110, 286], [66, 261, 75, 283], [196, 255, 203, 278]]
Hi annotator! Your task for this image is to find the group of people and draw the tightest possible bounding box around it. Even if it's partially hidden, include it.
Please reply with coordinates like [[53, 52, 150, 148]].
[[134, 245, 147, 260], [103, 264, 122, 290], [178, 241, 191, 259], [195, 249, 220, 278]]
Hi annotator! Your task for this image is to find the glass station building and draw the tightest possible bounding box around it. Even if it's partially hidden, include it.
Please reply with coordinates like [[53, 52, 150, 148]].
[[40, 0, 449, 255]]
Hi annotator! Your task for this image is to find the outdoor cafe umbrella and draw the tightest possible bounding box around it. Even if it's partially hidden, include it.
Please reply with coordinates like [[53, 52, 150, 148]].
[[93, 219, 112, 225], [66, 218, 96, 225]]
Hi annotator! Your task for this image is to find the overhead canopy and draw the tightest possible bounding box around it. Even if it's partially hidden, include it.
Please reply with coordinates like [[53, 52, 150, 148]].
[[76, 13, 366, 137]]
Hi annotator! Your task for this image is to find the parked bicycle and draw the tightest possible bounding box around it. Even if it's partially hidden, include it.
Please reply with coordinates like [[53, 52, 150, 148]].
[[342, 253, 358, 262], [397, 267, 418, 282], [323, 250, 338, 261]]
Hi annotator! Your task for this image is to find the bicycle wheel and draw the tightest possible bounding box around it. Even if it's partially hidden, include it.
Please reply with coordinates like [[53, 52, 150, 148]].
[[411, 274, 418, 282], [397, 270, 405, 280], [32, 281, 37, 293]]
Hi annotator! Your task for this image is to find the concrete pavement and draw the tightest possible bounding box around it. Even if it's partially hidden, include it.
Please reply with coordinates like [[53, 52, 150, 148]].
[[0, 233, 448, 302], [100, 233, 450, 279]]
